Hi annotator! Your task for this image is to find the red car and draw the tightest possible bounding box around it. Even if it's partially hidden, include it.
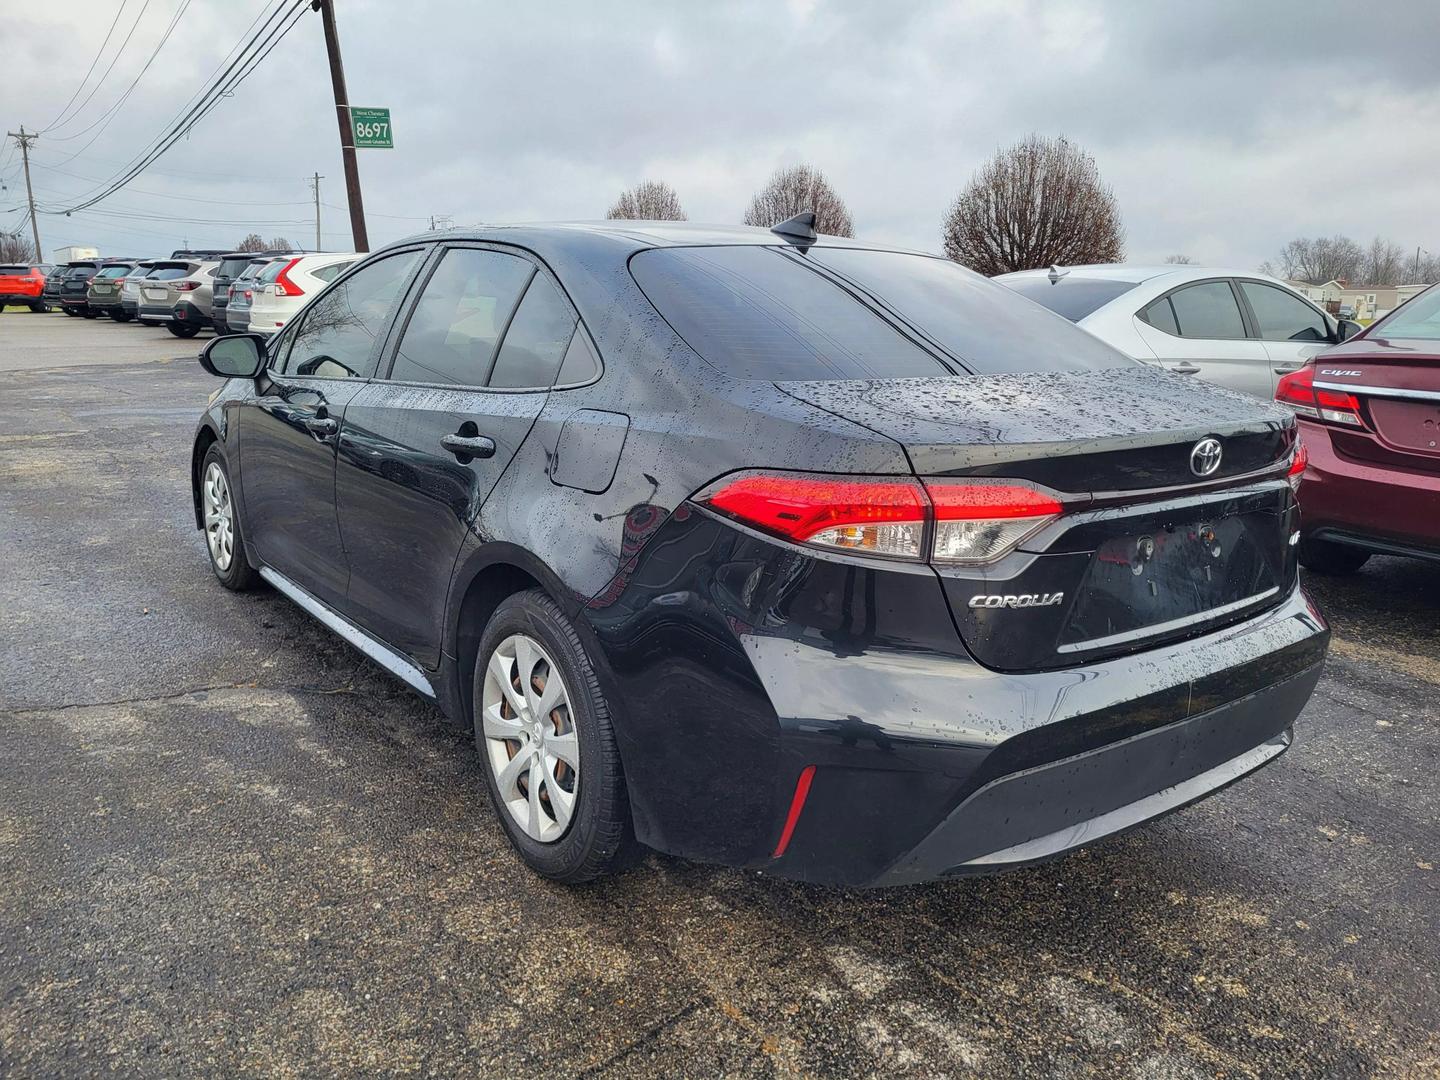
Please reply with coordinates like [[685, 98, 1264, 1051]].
[[1277, 283, 1440, 572], [0, 264, 48, 312]]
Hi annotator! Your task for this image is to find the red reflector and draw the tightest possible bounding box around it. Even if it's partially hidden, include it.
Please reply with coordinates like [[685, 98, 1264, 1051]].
[[772, 765, 816, 858], [703, 473, 926, 544], [1287, 438, 1308, 478], [925, 481, 1063, 520]]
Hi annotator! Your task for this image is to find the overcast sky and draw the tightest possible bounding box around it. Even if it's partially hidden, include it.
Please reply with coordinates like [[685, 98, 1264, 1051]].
[[4, 0, 1438, 271]]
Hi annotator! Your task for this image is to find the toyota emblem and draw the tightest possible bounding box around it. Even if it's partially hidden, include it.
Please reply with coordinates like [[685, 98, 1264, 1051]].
[[1189, 437, 1223, 477]]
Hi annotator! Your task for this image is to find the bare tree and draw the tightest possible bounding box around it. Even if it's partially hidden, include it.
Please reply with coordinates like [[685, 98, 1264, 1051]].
[[1164, 254, 1193, 264], [1262, 236, 1362, 284], [267, 236, 295, 252], [743, 164, 854, 237], [0, 231, 37, 263], [942, 134, 1124, 275], [236, 233, 266, 253], [1419, 252, 1440, 283], [1360, 237, 1406, 286], [606, 180, 686, 221]]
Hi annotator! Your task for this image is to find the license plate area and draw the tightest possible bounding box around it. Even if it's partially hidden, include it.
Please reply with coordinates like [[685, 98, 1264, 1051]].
[[144, 288, 168, 301], [1368, 397, 1440, 457]]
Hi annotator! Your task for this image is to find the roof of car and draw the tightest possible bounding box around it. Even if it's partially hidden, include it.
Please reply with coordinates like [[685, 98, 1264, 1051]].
[[998, 264, 1289, 285], [392, 220, 927, 255]]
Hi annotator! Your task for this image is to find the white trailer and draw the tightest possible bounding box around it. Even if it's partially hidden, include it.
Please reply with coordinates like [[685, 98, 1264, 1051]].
[[51, 245, 99, 263]]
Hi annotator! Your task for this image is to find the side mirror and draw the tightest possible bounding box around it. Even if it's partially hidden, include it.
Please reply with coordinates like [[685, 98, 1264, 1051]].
[[198, 333, 267, 379], [1335, 319, 1363, 342]]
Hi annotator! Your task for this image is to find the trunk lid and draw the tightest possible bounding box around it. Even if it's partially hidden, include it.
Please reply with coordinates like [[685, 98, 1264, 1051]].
[[1310, 340, 1440, 465], [778, 366, 1300, 671]]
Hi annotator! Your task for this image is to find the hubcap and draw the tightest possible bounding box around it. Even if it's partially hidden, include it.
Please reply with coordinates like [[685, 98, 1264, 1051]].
[[481, 634, 579, 844], [202, 461, 234, 571]]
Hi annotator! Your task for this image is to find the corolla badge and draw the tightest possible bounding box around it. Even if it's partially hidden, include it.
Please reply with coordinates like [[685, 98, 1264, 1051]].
[[1189, 437, 1223, 478], [968, 593, 1065, 609]]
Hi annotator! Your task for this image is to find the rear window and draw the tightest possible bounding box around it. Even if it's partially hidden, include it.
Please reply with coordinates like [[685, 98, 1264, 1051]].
[[96, 266, 130, 279], [0, 265, 31, 275], [311, 260, 354, 283], [217, 257, 253, 278], [65, 265, 94, 279], [147, 266, 190, 281], [629, 246, 951, 379], [999, 275, 1141, 321], [1374, 286, 1440, 341], [258, 261, 286, 284], [810, 248, 1134, 375]]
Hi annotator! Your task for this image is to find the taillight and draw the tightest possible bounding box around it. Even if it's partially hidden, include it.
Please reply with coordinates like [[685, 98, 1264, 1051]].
[[701, 473, 928, 559], [1287, 437, 1308, 495], [1275, 366, 1364, 427], [274, 258, 305, 297], [927, 481, 1063, 564], [175, 281, 200, 292], [86, 276, 95, 285], [699, 472, 1063, 564]]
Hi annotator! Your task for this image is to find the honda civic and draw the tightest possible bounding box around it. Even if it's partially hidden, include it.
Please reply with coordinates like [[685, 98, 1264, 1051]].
[[188, 218, 1328, 887]]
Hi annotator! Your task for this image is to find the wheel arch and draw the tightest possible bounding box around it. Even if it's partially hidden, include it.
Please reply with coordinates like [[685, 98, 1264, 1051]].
[[190, 424, 220, 529]]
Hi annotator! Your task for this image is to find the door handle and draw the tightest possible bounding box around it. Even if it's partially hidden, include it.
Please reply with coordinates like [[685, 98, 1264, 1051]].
[[1273, 364, 1301, 375], [303, 416, 338, 436], [1173, 362, 1201, 374], [441, 433, 496, 459]]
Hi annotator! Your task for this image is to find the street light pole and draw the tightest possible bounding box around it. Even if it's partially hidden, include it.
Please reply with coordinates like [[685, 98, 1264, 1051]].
[[6, 126, 41, 261], [314, 0, 368, 252]]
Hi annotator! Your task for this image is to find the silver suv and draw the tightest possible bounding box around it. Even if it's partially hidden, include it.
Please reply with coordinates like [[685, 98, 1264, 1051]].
[[135, 261, 218, 338]]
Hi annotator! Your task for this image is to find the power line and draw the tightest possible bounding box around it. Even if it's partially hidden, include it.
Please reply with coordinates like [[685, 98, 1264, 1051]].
[[42, 0, 191, 167], [39, 2, 131, 132], [61, 0, 309, 213], [45, 1, 155, 140], [29, 160, 310, 206]]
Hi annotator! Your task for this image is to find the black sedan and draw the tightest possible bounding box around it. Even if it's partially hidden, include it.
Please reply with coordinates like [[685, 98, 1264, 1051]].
[[188, 219, 1328, 887]]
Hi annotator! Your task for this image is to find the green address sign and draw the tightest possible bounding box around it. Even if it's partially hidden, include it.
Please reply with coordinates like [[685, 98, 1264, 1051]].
[[350, 107, 393, 149]]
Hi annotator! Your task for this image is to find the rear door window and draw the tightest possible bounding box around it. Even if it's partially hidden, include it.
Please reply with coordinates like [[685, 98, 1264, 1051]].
[[1238, 281, 1328, 342], [311, 261, 353, 283], [488, 273, 577, 388], [1167, 281, 1247, 339], [1139, 296, 1181, 335], [629, 246, 951, 379], [388, 248, 533, 386]]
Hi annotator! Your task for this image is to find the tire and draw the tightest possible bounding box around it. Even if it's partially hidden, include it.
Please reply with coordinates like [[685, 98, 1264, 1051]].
[[167, 322, 200, 338], [474, 589, 639, 883], [63, 307, 77, 317], [139, 318, 160, 327], [111, 310, 132, 323], [29, 302, 49, 313], [1298, 537, 1370, 575], [81, 309, 97, 319], [199, 446, 258, 591]]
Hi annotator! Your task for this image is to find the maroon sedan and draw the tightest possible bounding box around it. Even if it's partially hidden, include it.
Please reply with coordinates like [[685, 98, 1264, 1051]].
[[1277, 283, 1440, 573]]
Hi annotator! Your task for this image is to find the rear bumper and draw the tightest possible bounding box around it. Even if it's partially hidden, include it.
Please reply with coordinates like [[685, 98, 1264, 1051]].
[[226, 309, 252, 332], [1297, 419, 1440, 559], [173, 300, 209, 324], [137, 304, 175, 322], [60, 297, 90, 310], [0, 293, 43, 305], [87, 295, 121, 310]]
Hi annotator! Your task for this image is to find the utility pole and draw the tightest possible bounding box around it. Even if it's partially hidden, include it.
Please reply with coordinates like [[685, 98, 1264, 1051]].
[[314, 0, 368, 252], [6, 126, 41, 261], [309, 172, 324, 251]]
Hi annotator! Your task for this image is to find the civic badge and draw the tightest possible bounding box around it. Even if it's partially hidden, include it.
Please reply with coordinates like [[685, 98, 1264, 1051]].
[[1189, 437, 1222, 478]]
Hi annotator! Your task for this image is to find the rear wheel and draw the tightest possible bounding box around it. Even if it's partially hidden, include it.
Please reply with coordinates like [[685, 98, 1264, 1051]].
[[63, 307, 77, 317], [111, 309, 132, 323], [474, 590, 639, 883], [81, 308, 97, 319], [1298, 538, 1370, 575], [167, 322, 200, 338], [29, 302, 48, 313], [200, 446, 257, 590]]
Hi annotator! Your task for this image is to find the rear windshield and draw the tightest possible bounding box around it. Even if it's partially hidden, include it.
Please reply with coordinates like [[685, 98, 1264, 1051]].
[[631, 246, 1134, 380], [65, 265, 95, 279], [629, 246, 952, 379], [147, 266, 191, 281], [258, 261, 287, 284], [217, 257, 253, 278], [0, 265, 31, 275], [1374, 286, 1440, 341], [96, 266, 130, 279], [999, 275, 1142, 321]]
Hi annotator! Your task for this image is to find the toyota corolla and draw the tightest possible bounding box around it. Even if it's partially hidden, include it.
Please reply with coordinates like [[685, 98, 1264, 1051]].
[[188, 218, 1328, 887]]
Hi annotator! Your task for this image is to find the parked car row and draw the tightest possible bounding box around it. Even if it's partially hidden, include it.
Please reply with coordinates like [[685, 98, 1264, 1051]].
[[21, 249, 358, 338], [997, 264, 1440, 576]]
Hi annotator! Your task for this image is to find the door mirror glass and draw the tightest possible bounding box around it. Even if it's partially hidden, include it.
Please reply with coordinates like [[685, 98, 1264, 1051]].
[[1336, 319, 1363, 342], [199, 333, 266, 379]]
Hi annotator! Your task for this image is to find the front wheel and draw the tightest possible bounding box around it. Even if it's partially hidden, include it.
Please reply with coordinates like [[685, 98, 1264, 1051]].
[[475, 590, 639, 883], [167, 322, 200, 338], [1298, 537, 1370, 575], [199, 446, 258, 591]]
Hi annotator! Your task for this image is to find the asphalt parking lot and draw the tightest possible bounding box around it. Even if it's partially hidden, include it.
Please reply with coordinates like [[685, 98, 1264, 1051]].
[[1, 310, 1437, 1078]]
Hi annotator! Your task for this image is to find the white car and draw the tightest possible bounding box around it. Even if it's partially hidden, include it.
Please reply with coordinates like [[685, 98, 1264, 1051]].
[[997, 265, 1362, 399], [247, 252, 358, 337]]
